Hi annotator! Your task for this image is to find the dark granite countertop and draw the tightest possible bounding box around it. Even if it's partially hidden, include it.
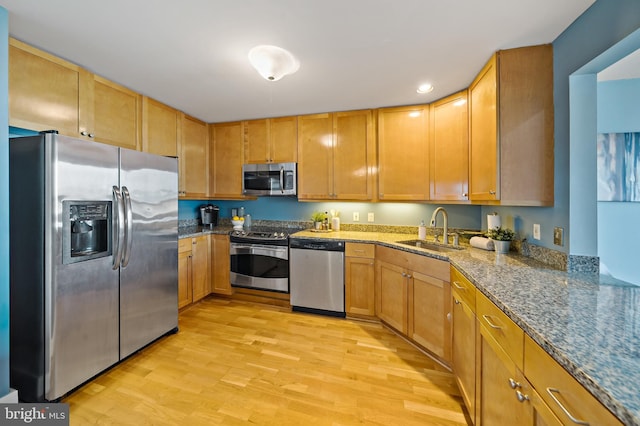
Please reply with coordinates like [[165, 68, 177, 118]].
[[178, 225, 234, 238], [291, 230, 640, 425]]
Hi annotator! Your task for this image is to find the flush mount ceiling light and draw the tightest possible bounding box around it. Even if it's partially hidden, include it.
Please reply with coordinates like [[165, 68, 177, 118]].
[[416, 83, 434, 94], [248, 45, 300, 81]]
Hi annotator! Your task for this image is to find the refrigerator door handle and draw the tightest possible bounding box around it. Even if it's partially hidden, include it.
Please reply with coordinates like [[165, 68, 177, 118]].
[[121, 186, 133, 268], [112, 185, 125, 270]]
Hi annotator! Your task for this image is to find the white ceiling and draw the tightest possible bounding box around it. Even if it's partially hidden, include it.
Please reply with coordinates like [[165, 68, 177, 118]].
[[0, 0, 596, 123]]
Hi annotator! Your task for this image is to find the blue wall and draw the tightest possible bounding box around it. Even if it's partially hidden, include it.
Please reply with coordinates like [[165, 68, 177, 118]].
[[180, 199, 482, 230], [597, 79, 640, 285], [0, 6, 10, 399]]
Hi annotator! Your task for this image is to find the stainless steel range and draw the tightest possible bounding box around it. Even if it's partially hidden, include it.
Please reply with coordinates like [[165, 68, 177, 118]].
[[229, 228, 293, 293]]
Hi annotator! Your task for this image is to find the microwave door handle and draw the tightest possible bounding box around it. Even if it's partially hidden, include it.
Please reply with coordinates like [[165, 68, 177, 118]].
[[280, 166, 284, 194], [112, 186, 125, 270]]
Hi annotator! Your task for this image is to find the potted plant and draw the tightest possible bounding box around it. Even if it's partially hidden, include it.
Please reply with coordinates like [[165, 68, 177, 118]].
[[486, 226, 516, 254], [311, 211, 327, 230]]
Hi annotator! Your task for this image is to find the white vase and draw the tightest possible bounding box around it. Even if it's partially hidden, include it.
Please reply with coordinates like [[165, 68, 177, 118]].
[[493, 240, 511, 254]]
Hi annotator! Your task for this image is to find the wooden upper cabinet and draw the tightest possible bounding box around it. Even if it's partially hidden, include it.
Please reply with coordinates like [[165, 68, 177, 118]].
[[297, 113, 333, 199], [179, 114, 209, 198], [142, 96, 180, 157], [298, 110, 374, 200], [244, 116, 297, 163], [377, 105, 430, 201], [469, 44, 554, 206], [210, 121, 246, 199], [90, 75, 141, 150], [9, 38, 142, 150], [9, 38, 85, 137], [430, 90, 469, 201]]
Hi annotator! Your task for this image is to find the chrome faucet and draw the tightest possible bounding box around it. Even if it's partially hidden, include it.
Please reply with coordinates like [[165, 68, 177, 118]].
[[430, 207, 448, 245]]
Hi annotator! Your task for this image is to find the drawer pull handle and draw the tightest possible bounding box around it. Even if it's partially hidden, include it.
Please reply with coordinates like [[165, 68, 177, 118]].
[[508, 378, 521, 389], [482, 314, 503, 329], [546, 388, 590, 425], [515, 390, 529, 403], [454, 299, 461, 305], [452, 281, 466, 291]]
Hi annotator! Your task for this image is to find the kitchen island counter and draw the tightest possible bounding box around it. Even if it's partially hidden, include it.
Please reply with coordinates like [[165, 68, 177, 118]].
[[291, 230, 640, 425]]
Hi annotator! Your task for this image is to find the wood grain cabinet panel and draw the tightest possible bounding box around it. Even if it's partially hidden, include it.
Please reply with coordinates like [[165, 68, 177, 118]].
[[244, 116, 297, 163], [377, 105, 430, 201], [211, 234, 232, 295], [469, 44, 554, 206], [191, 235, 210, 303], [345, 243, 375, 317], [9, 38, 85, 137], [430, 90, 469, 201], [298, 110, 374, 200], [142, 96, 180, 157], [178, 239, 193, 309], [179, 114, 209, 198], [210, 121, 246, 199]]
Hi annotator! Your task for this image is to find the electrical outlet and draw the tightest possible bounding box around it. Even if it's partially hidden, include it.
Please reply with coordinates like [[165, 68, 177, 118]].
[[368, 212, 375, 222], [533, 224, 541, 240], [353, 212, 360, 222], [554, 227, 564, 246]]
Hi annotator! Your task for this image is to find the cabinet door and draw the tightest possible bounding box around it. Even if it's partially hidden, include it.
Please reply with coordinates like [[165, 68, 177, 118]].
[[91, 75, 142, 150], [376, 260, 408, 333], [244, 119, 269, 163], [479, 324, 530, 425], [9, 38, 85, 137], [410, 271, 451, 362], [469, 54, 498, 201], [452, 292, 477, 424], [210, 121, 245, 198], [430, 91, 469, 201], [180, 114, 209, 198], [178, 249, 192, 309], [297, 113, 333, 199], [334, 110, 375, 200], [191, 235, 210, 303], [345, 256, 375, 316], [142, 96, 179, 157], [377, 105, 430, 201], [211, 234, 232, 295], [269, 116, 298, 163]]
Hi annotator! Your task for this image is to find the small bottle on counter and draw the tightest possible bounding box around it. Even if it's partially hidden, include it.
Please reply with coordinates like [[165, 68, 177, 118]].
[[418, 220, 427, 240], [244, 214, 251, 228], [239, 206, 245, 217]]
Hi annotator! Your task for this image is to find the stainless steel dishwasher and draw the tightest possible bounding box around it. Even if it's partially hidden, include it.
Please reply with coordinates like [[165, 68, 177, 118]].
[[289, 239, 345, 317]]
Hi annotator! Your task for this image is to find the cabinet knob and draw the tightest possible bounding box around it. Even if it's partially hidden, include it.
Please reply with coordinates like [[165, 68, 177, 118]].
[[489, 190, 496, 195], [515, 390, 529, 403], [80, 131, 88, 136], [508, 378, 521, 389], [462, 193, 468, 197]]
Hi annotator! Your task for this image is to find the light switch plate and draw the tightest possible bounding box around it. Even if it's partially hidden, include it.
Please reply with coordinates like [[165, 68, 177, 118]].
[[353, 212, 360, 222], [368, 212, 375, 222], [533, 224, 541, 240], [554, 227, 564, 246]]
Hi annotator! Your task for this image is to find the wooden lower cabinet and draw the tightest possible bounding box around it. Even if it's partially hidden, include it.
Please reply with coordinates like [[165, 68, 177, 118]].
[[452, 287, 477, 424], [375, 246, 450, 363], [178, 235, 210, 308], [178, 239, 193, 309], [210, 234, 232, 295], [345, 243, 375, 317]]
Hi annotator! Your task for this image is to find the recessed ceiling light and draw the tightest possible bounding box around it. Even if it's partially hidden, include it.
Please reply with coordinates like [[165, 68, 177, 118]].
[[416, 83, 433, 94]]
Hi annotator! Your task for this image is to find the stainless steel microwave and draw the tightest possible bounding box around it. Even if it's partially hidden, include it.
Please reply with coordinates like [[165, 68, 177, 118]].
[[242, 162, 297, 196]]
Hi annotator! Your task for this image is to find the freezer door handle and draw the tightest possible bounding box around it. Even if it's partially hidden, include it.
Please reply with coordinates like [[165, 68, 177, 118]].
[[112, 186, 125, 270], [121, 186, 133, 267]]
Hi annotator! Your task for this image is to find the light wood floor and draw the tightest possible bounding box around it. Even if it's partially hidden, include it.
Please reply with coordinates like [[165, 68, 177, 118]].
[[64, 298, 470, 425]]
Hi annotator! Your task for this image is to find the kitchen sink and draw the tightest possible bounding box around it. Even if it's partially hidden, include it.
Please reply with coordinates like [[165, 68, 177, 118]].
[[396, 239, 464, 252]]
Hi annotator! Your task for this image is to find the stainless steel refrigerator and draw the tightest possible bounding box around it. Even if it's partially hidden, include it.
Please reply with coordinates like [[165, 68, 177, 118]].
[[9, 132, 178, 402]]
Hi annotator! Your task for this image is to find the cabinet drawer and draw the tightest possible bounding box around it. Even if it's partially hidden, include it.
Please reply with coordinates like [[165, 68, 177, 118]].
[[450, 266, 476, 309], [179, 238, 192, 253], [346, 242, 375, 258], [477, 291, 523, 369], [524, 335, 623, 426]]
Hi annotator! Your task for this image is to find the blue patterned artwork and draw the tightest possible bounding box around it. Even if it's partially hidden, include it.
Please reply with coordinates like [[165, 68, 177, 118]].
[[597, 132, 640, 202]]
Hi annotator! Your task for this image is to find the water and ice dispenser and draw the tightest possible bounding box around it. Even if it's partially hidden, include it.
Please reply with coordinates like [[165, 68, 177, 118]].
[[62, 201, 112, 264]]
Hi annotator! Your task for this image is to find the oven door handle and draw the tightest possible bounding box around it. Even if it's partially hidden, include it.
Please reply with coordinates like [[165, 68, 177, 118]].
[[230, 244, 288, 260]]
